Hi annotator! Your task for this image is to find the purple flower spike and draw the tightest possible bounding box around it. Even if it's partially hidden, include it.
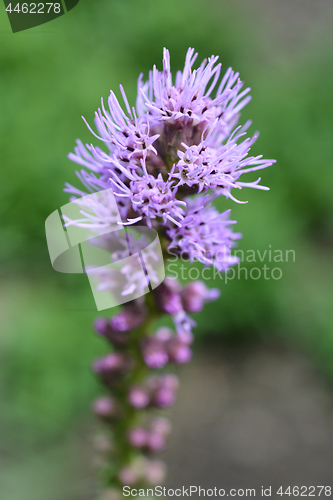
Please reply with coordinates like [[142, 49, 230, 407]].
[[66, 48, 273, 299], [128, 386, 150, 409], [63, 47, 275, 492]]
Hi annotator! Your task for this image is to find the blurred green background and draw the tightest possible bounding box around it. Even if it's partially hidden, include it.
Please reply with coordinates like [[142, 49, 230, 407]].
[[1, 0, 333, 498]]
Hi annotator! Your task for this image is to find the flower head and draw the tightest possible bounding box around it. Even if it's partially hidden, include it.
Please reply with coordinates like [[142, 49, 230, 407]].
[[65, 48, 274, 292]]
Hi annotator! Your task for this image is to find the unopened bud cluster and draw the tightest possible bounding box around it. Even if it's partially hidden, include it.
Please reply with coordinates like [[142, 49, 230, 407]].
[[92, 279, 217, 488]]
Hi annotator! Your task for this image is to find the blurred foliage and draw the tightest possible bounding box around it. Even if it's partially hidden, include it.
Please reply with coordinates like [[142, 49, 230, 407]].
[[0, 0, 333, 496]]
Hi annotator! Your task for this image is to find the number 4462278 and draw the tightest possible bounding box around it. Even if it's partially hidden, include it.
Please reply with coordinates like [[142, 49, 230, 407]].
[[277, 486, 331, 497], [6, 3, 61, 14]]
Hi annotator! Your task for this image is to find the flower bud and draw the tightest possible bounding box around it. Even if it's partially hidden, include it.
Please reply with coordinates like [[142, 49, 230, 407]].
[[164, 277, 182, 293], [128, 386, 150, 409], [141, 337, 168, 369], [93, 396, 119, 420], [128, 427, 148, 448], [167, 337, 192, 364], [146, 431, 166, 452], [148, 373, 179, 391], [181, 281, 220, 313], [153, 387, 176, 407], [94, 317, 130, 346], [143, 458, 167, 485], [118, 466, 138, 486], [92, 353, 131, 387], [154, 281, 183, 315], [94, 317, 110, 335], [149, 374, 179, 408], [118, 457, 146, 486], [110, 304, 147, 332]]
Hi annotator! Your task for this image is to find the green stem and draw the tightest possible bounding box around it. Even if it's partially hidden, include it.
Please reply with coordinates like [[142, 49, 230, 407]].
[[106, 292, 162, 488]]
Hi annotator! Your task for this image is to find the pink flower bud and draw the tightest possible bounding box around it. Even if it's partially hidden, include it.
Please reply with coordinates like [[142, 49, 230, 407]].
[[94, 317, 110, 335], [144, 458, 167, 485], [154, 281, 183, 315], [181, 281, 220, 312], [153, 387, 176, 407], [94, 317, 130, 346], [167, 337, 192, 364], [141, 337, 168, 369], [146, 431, 166, 452], [164, 277, 181, 293], [92, 353, 131, 387], [128, 386, 150, 409], [93, 396, 118, 419], [110, 304, 147, 332], [128, 427, 148, 448], [147, 374, 178, 407], [118, 466, 138, 486]]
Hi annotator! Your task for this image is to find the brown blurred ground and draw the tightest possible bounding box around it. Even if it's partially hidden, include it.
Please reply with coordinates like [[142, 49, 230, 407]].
[[220, 0, 333, 50], [73, 342, 333, 499], [163, 342, 333, 498]]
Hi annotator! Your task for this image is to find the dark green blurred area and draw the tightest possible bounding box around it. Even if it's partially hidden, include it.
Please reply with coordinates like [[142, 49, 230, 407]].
[[0, 0, 333, 498]]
